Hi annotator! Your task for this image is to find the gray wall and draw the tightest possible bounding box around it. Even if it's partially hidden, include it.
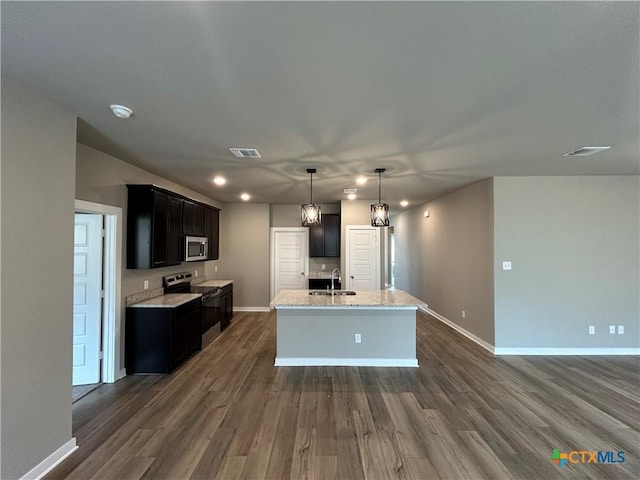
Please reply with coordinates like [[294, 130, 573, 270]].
[[1, 77, 77, 478], [494, 176, 640, 348], [392, 179, 495, 345], [219, 203, 271, 308]]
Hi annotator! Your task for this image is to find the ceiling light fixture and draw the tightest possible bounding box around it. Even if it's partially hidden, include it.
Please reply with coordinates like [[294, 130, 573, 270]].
[[301, 168, 322, 227], [240, 193, 251, 201], [356, 177, 367, 185], [400, 200, 409, 207], [109, 104, 133, 119], [347, 193, 357, 200], [371, 168, 389, 227], [213, 176, 226, 186], [562, 146, 611, 157]]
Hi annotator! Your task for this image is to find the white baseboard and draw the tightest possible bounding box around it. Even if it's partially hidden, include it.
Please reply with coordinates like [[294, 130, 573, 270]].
[[420, 306, 640, 356], [420, 306, 495, 354], [116, 368, 127, 381], [19, 438, 77, 480], [234, 306, 271, 312], [274, 357, 418, 367], [495, 347, 640, 355]]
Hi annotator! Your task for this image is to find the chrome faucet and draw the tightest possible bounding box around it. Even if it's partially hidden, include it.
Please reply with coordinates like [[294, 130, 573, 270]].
[[331, 268, 342, 292]]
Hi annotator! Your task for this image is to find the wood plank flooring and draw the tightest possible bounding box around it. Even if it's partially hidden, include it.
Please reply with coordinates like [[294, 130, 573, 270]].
[[47, 310, 639, 480]]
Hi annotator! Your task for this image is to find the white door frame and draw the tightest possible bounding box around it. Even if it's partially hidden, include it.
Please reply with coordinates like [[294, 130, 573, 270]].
[[74, 199, 123, 383], [345, 225, 381, 290], [270, 227, 309, 301]]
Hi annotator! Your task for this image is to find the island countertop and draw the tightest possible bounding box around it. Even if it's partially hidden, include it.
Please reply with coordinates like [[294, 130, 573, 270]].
[[270, 289, 426, 309]]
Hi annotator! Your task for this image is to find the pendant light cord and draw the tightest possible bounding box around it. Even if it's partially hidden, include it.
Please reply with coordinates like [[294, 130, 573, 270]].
[[310, 171, 313, 203], [378, 170, 381, 203]]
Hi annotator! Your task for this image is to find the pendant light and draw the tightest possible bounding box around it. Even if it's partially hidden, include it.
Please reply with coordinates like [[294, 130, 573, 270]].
[[371, 168, 389, 227], [301, 168, 322, 227]]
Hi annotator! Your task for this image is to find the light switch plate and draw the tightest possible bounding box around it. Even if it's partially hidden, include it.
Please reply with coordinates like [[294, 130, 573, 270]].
[[502, 261, 512, 271], [609, 325, 616, 334], [143, 280, 149, 290], [588, 326, 595, 335], [618, 325, 624, 334]]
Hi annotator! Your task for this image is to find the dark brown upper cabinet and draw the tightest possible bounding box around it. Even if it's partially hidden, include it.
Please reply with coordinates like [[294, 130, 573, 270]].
[[127, 185, 183, 269], [127, 184, 220, 269], [204, 206, 219, 260], [182, 199, 205, 236], [309, 214, 340, 257]]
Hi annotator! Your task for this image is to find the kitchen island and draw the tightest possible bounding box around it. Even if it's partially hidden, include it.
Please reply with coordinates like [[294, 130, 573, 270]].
[[270, 289, 426, 367]]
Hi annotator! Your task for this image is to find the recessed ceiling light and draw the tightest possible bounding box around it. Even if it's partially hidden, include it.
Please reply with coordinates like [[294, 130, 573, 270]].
[[356, 177, 367, 185], [400, 200, 409, 207], [213, 176, 226, 186], [230, 148, 261, 158], [109, 104, 133, 119], [240, 193, 251, 201], [562, 146, 611, 157], [347, 193, 357, 200]]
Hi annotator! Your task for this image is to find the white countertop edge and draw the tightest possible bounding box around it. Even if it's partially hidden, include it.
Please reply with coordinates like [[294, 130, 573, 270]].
[[275, 357, 419, 367], [271, 305, 420, 310]]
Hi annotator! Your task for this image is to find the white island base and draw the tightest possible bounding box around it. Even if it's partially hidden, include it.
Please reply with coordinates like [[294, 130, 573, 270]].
[[275, 307, 418, 367]]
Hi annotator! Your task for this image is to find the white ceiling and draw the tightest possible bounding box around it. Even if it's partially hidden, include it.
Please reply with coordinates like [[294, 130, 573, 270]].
[[2, 2, 638, 207]]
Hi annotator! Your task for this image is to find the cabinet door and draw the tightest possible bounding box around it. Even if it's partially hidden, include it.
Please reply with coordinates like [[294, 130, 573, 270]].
[[183, 200, 205, 236], [171, 314, 189, 368], [309, 224, 324, 257], [151, 191, 169, 267], [167, 196, 183, 265], [323, 214, 340, 257], [204, 207, 220, 260], [185, 308, 202, 353]]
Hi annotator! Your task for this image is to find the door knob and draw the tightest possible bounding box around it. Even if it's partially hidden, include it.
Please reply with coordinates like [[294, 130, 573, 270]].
[[301, 272, 305, 275], [351, 276, 354, 279]]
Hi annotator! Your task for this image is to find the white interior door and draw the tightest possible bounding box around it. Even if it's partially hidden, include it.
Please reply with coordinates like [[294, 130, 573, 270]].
[[271, 228, 309, 299], [346, 226, 380, 291], [73, 214, 103, 386]]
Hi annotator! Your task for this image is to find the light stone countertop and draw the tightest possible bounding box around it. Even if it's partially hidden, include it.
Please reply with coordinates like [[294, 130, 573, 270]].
[[197, 279, 234, 288], [270, 289, 426, 309], [127, 293, 202, 308]]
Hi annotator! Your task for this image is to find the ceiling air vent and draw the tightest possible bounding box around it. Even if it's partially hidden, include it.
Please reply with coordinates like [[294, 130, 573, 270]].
[[229, 148, 261, 159], [562, 146, 611, 157], [344, 188, 358, 194]]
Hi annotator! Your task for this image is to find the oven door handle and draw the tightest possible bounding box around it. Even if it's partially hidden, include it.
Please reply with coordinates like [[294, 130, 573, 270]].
[[201, 290, 222, 302]]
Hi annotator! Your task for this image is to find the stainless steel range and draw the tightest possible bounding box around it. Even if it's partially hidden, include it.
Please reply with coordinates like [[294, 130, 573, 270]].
[[163, 272, 223, 347]]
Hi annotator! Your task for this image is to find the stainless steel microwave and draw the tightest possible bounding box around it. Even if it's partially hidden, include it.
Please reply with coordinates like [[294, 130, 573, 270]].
[[185, 236, 208, 262]]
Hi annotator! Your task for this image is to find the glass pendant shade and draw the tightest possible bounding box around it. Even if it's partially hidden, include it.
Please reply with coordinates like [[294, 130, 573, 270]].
[[371, 203, 389, 227], [371, 168, 390, 227], [301, 168, 322, 227]]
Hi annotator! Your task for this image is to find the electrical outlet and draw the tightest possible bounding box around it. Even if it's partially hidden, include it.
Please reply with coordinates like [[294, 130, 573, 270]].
[[143, 280, 149, 290], [588, 326, 595, 335], [502, 261, 512, 271], [195, 269, 198, 277], [618, 325, 624, 334], [322, 264, 326, 270], [355, 333, 361, 344], [462, 310, 466, 319], [609, 325, 616, 334], [214, 265, 218, 272]]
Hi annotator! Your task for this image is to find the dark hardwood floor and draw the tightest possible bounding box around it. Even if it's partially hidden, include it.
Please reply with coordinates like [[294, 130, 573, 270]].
[[47, 310, 639, 479]]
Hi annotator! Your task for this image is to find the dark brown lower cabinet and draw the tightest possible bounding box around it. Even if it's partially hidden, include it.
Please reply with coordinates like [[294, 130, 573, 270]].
[[125, 298, 201, 374], [220, 284, 233, 329]]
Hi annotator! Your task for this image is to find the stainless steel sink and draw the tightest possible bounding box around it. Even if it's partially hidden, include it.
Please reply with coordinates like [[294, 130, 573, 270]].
[[309, 290, 356, 296]]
